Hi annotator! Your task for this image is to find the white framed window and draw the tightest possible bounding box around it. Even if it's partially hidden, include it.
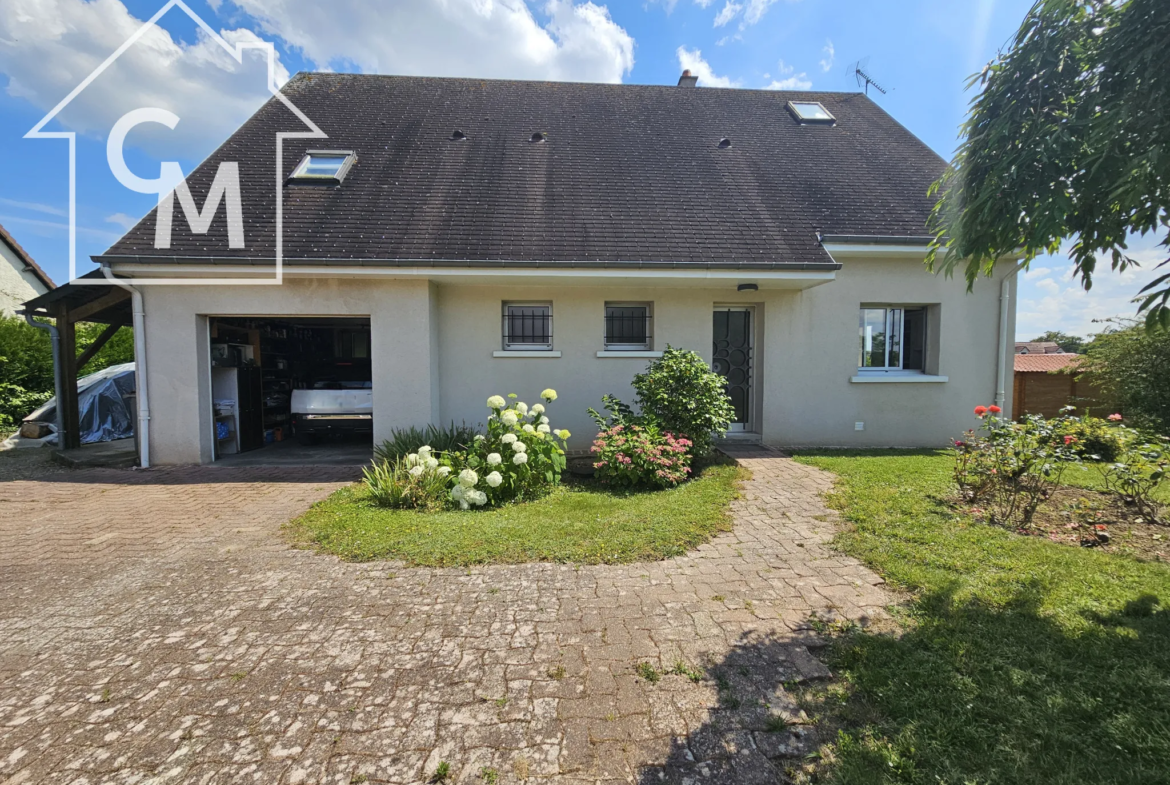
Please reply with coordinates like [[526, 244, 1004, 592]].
[[787, 101, 836, 125], [289, 150, 356, 183], [603, 303, 652, 350], [503, 303, 552, 350], [858, 306, 927, 372]]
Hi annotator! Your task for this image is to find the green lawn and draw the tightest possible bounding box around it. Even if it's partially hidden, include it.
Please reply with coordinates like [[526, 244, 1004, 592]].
[[791, 450, 1170, 785], [289, 461, 746, 566]]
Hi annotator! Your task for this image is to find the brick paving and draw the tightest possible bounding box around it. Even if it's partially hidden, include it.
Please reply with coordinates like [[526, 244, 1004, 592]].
[[0, 446, 891, 784]]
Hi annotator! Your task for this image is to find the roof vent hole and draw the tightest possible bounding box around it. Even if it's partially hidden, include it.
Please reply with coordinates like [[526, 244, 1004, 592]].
[[718, 137, 732, 149], [530, 131, 548, 143], [450, 129, 467, 141]]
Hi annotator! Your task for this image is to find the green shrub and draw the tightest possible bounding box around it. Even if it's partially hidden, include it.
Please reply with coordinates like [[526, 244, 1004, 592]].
[[363, 446, 454, 509], [373, 422, 477, 463], [1056, 415, 1124, 461], [591, 347, 734, 457], [591, 424, 693, 488]]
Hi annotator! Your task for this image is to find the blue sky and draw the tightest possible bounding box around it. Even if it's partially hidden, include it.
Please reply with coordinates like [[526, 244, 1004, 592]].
[[0, 0, 1162, 339]]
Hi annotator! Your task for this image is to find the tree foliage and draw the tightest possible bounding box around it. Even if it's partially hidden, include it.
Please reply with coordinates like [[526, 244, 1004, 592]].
[[927, 0, 1170, 330], [1030, 330, 1086, 353], [1079, 319, 1170, 435]]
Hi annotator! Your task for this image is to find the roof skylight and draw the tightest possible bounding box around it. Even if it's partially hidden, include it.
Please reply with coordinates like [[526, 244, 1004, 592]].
[[289, 150, 356, 183], [787, 101, 835, 125]]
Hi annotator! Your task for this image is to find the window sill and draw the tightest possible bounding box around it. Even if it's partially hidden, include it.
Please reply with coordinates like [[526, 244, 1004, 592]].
[[493, 350, 561, 358], [850, 373, 948, 384], [596, 350, 663, 358]]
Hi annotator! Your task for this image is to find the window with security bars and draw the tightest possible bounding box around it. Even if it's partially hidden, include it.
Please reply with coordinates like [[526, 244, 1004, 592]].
[[503, 304, 552, 350], [604, 304, 652, 350]]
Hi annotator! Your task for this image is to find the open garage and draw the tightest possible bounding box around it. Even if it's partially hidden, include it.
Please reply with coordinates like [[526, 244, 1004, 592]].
[[208, 316, 372, 466]]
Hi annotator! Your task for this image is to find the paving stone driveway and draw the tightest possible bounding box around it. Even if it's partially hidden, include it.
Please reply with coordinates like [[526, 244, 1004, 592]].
[[0, 447, 891, 784]]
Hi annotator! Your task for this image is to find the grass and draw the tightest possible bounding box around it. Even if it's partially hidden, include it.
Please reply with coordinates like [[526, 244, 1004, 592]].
[[288, 460, 745, 566], [791, 449, 1170, 785]]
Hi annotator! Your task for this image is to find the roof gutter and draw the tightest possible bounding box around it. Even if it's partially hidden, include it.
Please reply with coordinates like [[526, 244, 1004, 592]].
[[93, 255, 841, 272]]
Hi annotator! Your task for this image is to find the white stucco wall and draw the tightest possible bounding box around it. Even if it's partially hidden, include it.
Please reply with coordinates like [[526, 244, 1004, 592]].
[[135, 257, 1016, 464], [0, 241, 49, 315]]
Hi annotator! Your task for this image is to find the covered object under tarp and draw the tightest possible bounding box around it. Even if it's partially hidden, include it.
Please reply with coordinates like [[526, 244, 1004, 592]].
[[23, 362, 137, 445]]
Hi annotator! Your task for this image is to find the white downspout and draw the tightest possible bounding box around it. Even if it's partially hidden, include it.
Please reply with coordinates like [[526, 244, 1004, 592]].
[[995, 262, 1026, 413], [102, 267, 150, 468]]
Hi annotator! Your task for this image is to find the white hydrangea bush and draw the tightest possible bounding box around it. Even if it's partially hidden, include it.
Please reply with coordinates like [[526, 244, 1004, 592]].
[[364, 391, 570, 511], [454, 388, 570, 508]]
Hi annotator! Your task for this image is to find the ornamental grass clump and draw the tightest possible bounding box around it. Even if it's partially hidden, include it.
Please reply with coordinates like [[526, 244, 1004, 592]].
[[363, 445, 454, 510], [590, 424, 693, 488]]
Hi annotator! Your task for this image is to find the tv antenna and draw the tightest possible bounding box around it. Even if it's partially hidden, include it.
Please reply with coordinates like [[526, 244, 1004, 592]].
[[849, 58, 889, 96]]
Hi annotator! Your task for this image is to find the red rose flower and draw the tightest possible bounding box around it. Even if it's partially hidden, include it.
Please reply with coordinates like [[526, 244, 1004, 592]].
[[988, 405, 1001, 414], [974, 406, 988, 416]]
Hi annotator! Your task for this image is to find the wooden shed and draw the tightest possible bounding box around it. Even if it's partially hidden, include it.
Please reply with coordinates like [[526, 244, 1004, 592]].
[[1013, 354, 1113, 418]]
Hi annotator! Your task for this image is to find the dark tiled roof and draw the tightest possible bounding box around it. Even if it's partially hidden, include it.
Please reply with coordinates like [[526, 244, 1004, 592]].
[[1, 221, 55, 290], [101, 74, 947, 268]]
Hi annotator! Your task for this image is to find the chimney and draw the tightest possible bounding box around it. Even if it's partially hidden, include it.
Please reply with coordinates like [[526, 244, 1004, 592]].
[[677, 69, 698, 88]]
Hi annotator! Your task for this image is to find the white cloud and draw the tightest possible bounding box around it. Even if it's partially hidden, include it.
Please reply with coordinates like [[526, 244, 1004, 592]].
[[716, 33, 742, 46], [1015, 235, 1170, 339], [820, 39, 834, 72], [676, 46, 739, 88], [694, 0, 716, 7], [0, 198, 66, 217], [713, 1, 742, 27], [224, 0, 634, 84], [742, 0, 779, 27], [104, 212, 137, 231], [762, 59, 811, 90], [0, 0, 289, 150]]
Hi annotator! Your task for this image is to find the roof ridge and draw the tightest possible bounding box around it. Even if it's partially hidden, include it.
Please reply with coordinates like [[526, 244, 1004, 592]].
[[0, 221, 55, 290]]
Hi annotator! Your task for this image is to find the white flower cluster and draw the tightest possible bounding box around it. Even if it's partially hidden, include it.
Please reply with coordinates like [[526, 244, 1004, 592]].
[[451, 466, 488, 509], [404, 445, 446, 478]]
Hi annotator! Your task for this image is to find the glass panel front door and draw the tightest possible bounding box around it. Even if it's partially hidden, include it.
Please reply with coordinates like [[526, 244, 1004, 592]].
[[712, 308, 753, 431]]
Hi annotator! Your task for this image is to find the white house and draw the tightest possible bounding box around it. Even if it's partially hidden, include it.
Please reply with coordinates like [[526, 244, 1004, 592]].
[[25, 73, 1019, 464], [1, 223, 54, 315]]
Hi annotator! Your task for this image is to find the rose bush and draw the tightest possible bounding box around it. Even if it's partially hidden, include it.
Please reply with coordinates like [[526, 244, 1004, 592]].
[[591, 424, 693, 488], [952, 405, 1081, 526]]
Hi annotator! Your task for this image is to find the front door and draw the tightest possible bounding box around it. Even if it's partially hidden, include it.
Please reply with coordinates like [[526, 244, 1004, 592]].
[[712, 307, 753, 432]]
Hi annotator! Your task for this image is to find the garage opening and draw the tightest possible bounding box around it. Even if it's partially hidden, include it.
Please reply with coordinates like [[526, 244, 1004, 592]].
[[208, 316, 372, 466]]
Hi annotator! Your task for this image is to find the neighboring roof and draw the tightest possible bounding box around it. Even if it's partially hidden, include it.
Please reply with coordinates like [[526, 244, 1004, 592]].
[[1015, 341, 1064, 354], [1015, 354, 1082, 373], [98, 73, 947, 269], [0, 222, 55, 290]]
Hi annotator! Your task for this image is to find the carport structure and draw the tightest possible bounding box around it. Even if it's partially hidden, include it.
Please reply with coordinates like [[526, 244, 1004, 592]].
[[20, 273, 135, 453]]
